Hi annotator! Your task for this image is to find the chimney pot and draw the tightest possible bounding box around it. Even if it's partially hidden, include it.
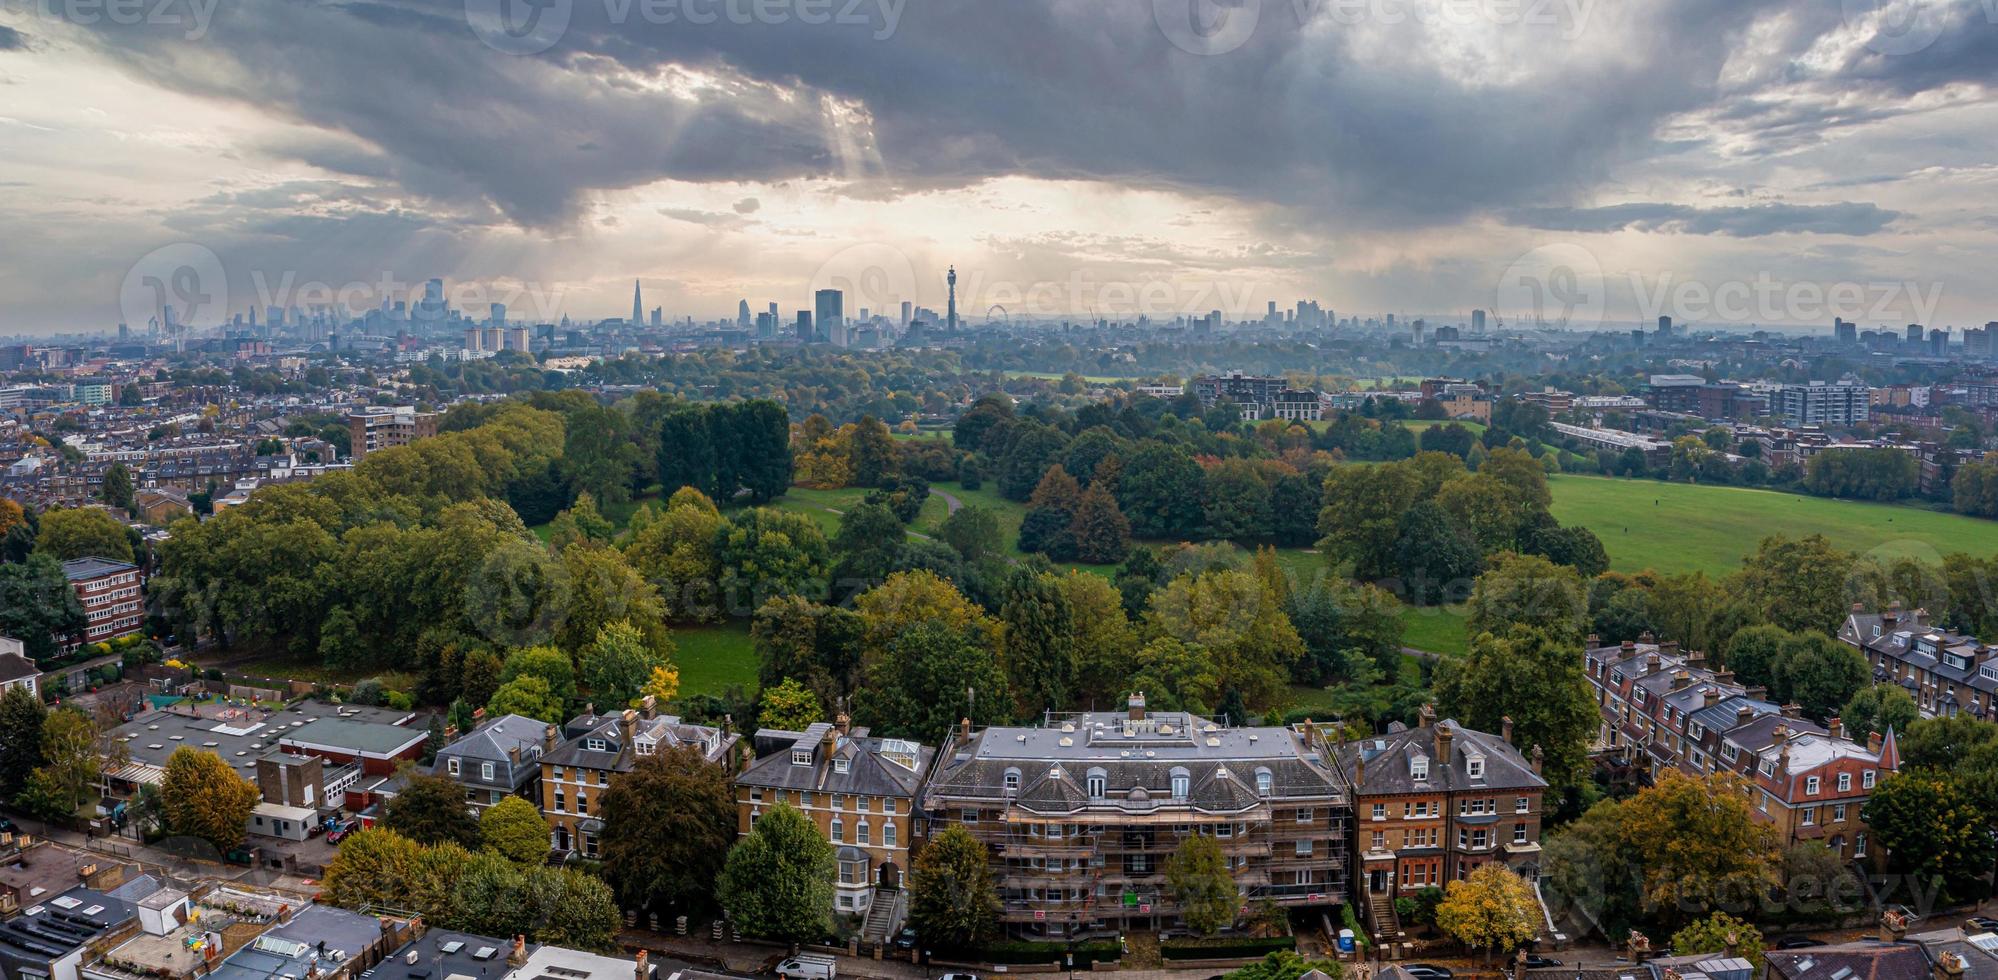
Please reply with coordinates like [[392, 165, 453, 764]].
[[1782, 703, 1802, 719], [641, 695, 657, 720], [543, 725, 558, 752]]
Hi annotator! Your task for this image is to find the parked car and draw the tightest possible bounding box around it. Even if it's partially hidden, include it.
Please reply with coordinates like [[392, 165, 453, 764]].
[[776, 954, 838, 980], [1402, 966, 1454, 980], [1968, 917, 1998, 933], [934, 973, 980, 980], [0, 816, 17, 834], [1522, 956, 1562, 969], [892, 929, 918, 951], [1774, 938, 1827, 950]]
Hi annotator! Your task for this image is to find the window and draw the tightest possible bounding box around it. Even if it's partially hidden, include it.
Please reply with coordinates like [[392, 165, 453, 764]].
[[1466, 755, 1485, 779], [576, 793, 587, 814], [831, 794, 844, 810], [1838, 772, 1852, 792], [1855, 832, 1868, 857], [1806, 776, 1821, 795], [1863, 769, 1876, 789], [481, 762, 495, 781], [1255, 769, 1273, 796], [1372, 803, 1386, 820], [447, 758, 461, 776], [1513, 825, 1528, 845], [1515, 796, 1529, 814], [554, 789, 566, 812], [834, 758, 849, 773], [800, 792, 812, 808], [1411, 756, 1430, 780], [883, 822, 896, 847], [1296, 840, 1313, 857], [586, 738, 606, 752], [1800, 807, 1815, 826], [1171, 773, 1190, 799], [1833, 804, 1847, 822], [1004, 770, 1021, 794], [831, 817, 844, 842], [792, 749, 812, 766], [1088, 772, 1107, 799], [1296, 808, 1313, 824], [858, 821, 870, 845], [857, 796, 870, 812], [1370, 831, 1385, 850], [961, 808, 979, 824]]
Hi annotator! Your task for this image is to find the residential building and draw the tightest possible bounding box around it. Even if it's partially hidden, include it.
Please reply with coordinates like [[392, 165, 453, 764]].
[[921, 695, 1351, 939], [130, 489, 192, 526], [61, 558, 144, 648], [1271, 389, 1325, 422], [1421, 380, 1492, 423], [1775, 379, 1871, 427], [1766, 938, 1931, 980], [1336, 709, 1546, 939], [0, 638, 38, 698], [275, 715, 427, 775], [542, 701, 738, 859], [509, 944, 656, 980], [1584, 637, 1897, 864], [735, 716, 930, 919], [0, 886, 138, 980], [1840, 604, 1998, 720], [1192, 373, 1287, 411], [346, 406, 438, 461], [1518, 388, 1574, 413], [434, 713, 548, 810], [358, 930, 532, 980]]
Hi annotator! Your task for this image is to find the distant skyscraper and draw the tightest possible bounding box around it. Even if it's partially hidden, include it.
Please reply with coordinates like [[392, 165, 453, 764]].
[[1471, 309, 1487, 333], [632, 280, 644, 327], [947, 266, 958, 332], [738, 299, 752, 329], [1658, 315, 1673, 335], [815, 289, 844, 345], [1835, 318, 1858, 344], [796, 311, 814, 342], [1907, 323, 1924, 344], [901, 300, 913, 327]]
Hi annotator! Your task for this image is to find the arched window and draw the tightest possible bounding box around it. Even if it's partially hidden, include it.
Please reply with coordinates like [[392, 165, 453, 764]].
[[1170, 767, 1191, 799], [1004, 768, 1021, 795], [1254, 768, 1274, 796], [1087, 768, 1108, 799]]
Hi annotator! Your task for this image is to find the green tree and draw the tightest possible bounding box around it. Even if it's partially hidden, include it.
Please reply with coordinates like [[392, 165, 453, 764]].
[[908, 824, 1000, 950], [753, 595, 864, 711], [1865, 771, 1998, 907], [849, 415, 899, 487], [323, 828, 424, 911], [160, 745, 261, 852], [478, 796, 550, 867], [33, 507, 135, 563], [1774, 631, 1869, 721], [601, 745, 738, 915], [758, 678, 824, 732], [1841, 684, 1919, 741], [1317, 462, 1420, 580], [997, 422, 1070, 501], [499, 645, 578, 707], [1069, 484, 1132, 564], [385, 772, 483, 849], [555, 544, 670, 657], [101, 463, 135, 511], [487, 675, 565, 723], [625, 487, 726, 622], [1392, 500, 1483, 605], [1465, 553, 1589, 646], [861, 620, 1013, 741], [1725, 624, 1792, 692], [718, 508, 832, 614], [717, 804, 837, 942], [1736, 535, 1856, 634], [1119, 442, 1207, 539], [18, 708, 103, 821], [581, 620, 668, 709], [1670, 913, 1767, 974], [1143, 570, 1303, 710], [658, 405, 718, 499], [937, 505, 1002, 563], [527, 866, 621, 951], [832, 501, 909, 591], [0, 686, 49, 803], [1224, 952, 1343, 980], [1435, 864, 1540, 963], [1434, 625, 1598, 787], [1165, 834, 1237, 936], [1001, 567, 1075, 716], [0, 555, 86, 662]]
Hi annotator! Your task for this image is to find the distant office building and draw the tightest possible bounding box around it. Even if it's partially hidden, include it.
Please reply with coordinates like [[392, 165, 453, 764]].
[[900, 300, 912, 328], [1907, 323, 1925, 344], [505, 326, 530, 352], [348, 406, 440, 461], [1835, 318, 1858, 345], [1930, 328, 1949, 357], [63, 557, 145, 648], [1775, 379, 1871, 427], [490, 303, 507, 326], [795, 311, 814, 343], [1471, 309, 1486, 333], [814, 290, 844, 345]]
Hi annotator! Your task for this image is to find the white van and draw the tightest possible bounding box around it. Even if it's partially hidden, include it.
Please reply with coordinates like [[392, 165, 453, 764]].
[[775, 953, 838, 980]]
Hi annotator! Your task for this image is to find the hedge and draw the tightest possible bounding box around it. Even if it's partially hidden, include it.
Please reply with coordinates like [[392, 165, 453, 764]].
[[1161, 936, 1296, 960]]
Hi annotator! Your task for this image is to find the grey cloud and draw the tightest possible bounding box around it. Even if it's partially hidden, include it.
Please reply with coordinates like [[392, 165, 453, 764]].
[[0, 25, 28, 49], [1503, 201, 1901, 237], [733, 197, 761, 214]]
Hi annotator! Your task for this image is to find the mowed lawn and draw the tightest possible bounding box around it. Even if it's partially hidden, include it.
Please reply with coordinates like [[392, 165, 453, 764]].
[[1548, 475, 1998, 577], [673, 620, 759, 698]]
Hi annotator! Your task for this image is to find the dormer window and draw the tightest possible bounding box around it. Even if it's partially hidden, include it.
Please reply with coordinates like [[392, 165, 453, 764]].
[[447, 758, 461, 776], [636, 739, 655, 756], [1087, 769, 1108, 799], [1254, 769, 1273, 796], [834, 758, 850, 773], [1004, 769, 1021, 794], [586, 738, 607, 752], [1466, 755, 1485, 780], [792, 749, 812, 766], [1411, 755, 1430, 781]]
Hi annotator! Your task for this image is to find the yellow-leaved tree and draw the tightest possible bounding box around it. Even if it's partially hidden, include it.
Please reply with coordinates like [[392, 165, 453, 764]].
[[1435, 863, 1540, 963]]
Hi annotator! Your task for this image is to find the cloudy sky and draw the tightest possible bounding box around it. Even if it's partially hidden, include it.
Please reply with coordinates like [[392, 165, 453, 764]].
[[2, 0, 1996, 335]]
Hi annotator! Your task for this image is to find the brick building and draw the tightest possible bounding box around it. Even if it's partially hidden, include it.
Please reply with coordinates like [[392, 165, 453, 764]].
[[61, 557, 144, 649]]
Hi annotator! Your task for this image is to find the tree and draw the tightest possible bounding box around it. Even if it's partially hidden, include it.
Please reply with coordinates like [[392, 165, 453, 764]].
[[1435, 625, 1598, 787], [717, 804, 837, 942], [0, 686, 48, 803], [758, 678, 824, 731], [718, 508, 832, 615], [101, 463, 135, 511], [1842, 684, 1919, 741], [997, 422, 1070, 502], [861, 620, 1012, 741], [0, 555, 86, 661], [34, 507, 135, 563], [323, 828, 424, 911], [1392, 500, 1483, 605], [1119, 443, 1206, 539], [1613, 770, 1778, 928], [499, 645, 578, 708], [753, 596, 865, 711], [487, 675, 565, 723], [479, 796, 549, 867], [527, 866, 621, 951], [1144, 570, 1304, 710], [1063, 570, 1139, 703], [581, 620, 668, 709], [555, 544, 671, 657], [1465, 553, 1588, 646], [1001, 567, 1075, 716], [908, 825, 1000, 950], [848, 416, 899, 487], [18, 708, 102, 821], [937, 506, 1002, 564], [832, 502, 909, 592], [1724, 624, 1791, 691], [1435, 864, 1539, 963], [1317, 463, 1420, 580], [601, 744, 738, 914], [1736, 535, 1856, 634], [385, 772, 483, 849], [1866, 771, 1998, 907], [1774, 631, 1869, 721], [1069, 484, 1132, 564], [160, 746, 261, 852], [1224, 952, 1344, 980], [1670, 913, 1766, 974], [625, 487, 727, 622], [1165, 834, 1237, 936]]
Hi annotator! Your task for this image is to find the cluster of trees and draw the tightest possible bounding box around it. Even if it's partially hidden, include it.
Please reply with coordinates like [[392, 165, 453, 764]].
[[0, 687, 111, 821], [1864, 714, 1998, 907], [1018, 465, 1130, 563], [1804, 448, 1919, 502], [1318, 448, 1606, 605], [1723, 625, 1871, 721]]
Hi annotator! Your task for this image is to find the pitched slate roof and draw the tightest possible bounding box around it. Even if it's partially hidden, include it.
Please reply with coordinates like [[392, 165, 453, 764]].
[[738, 724, 930, 800], [1337, 719, 1547, 796], [1767, 942, 1932, 980], [0, 652, 38, 685]]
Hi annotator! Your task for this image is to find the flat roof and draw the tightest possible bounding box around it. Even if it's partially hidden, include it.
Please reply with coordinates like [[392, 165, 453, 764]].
[[279, 717, 427, 757], [360, 931, 527, 980], [61, 556, 139, 581], [109, 701, 418, 779]]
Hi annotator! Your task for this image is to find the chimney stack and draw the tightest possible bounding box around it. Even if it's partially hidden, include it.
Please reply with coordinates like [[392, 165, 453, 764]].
[[1736, 705, 1756, 726], [620, 708, 638, 747], [543, 724, 558, 752], [1435, 722, 1454, 763], [1704, 689, 1721, 709], [1781, 703, 1802, 719], [1937, 952, 1967, 980], [1881, 909, 1909, 944], [1715, 669, 1735, 685], [1586, 634, 1600, 648], [1640, 631, 1657, 646], [1501, 715, 1514, 745], [641, 695, 657, 720], [1128, 692, 1147, 722], [1646, 653, 1662, 675], [635, 950, 649, 980], [835, 710, 851, 737], [1419, 703, 1438, 728], [960, 717, 972, 740], [509, 936, 528, 967], [1829, 717, 1844, 741], [1531, 744, 1544, 776], [1869, 731, 1885, 753]]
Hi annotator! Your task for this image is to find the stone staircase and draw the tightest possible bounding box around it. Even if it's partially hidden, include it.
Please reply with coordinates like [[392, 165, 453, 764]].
[[1369, 896, 1400, 941], [862, 887, 902, 946]]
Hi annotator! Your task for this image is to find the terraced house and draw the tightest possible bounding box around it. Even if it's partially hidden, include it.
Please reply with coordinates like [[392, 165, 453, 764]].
[[541, 701, 738, 859], [1840, 604, 1998, 720], [920, 695, 1351, 940], [1334, 709, 1545, 940], [1584, 637, 1898, 865]]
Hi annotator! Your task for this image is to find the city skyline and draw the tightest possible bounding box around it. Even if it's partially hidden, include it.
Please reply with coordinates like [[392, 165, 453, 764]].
[[4, 3, 1998, 333]]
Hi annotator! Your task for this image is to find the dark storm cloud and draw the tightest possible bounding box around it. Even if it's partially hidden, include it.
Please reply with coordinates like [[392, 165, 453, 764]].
[[1504, 201, 1902, 237], [0, 25, 29, 49]]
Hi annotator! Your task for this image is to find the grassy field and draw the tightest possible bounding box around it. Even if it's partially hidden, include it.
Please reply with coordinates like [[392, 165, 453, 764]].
[[674, 620, 759, 698], [1548, 475, 1998, 577], [1401, 419, 1487, 435], [1400, 606, 1471, 656]]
